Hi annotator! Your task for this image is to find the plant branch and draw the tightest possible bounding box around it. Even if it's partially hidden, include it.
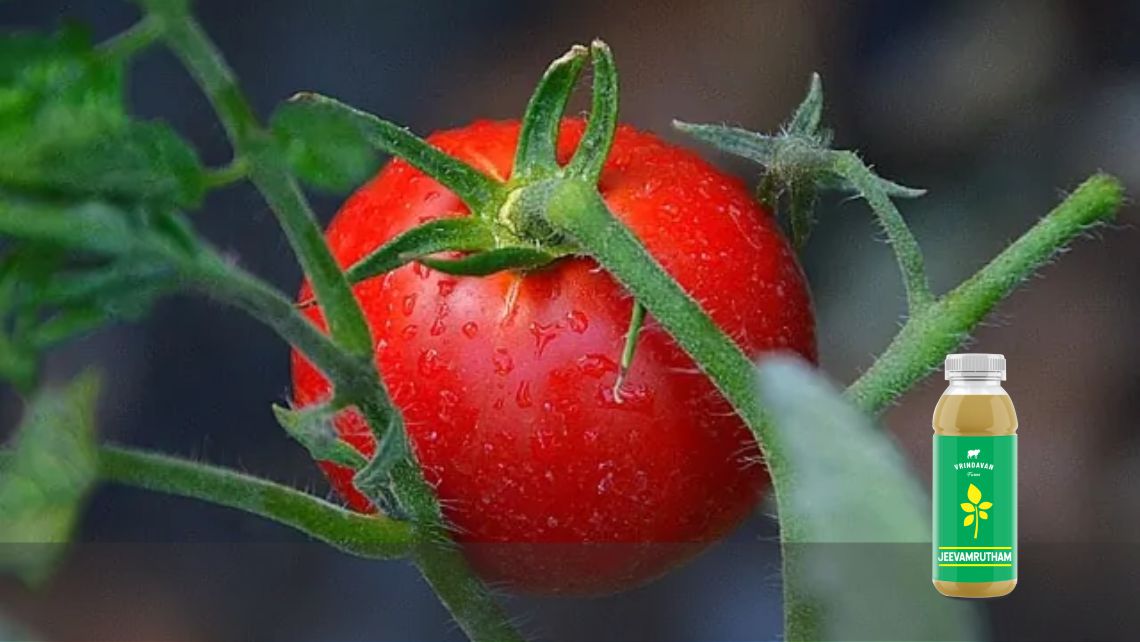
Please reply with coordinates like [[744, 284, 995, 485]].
[[97, 15, 163, 63], [540, 179, 781, 477], [140, 0, 372, 359], [96, 445, 414, 559], [831, 151, 934, 312], [174, 251, 368, 388], [846, 173, 1124, 413], [203, 157, 249, 189]]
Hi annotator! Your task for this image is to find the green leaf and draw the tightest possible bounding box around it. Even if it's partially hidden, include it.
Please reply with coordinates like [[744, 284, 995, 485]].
[[512, 45, 589, 182], [271, 99, 381, 193], [271, 404, 367, 470], [282, 94, 502, 213], [0, 28, 205, 208], [564, 41, 619, 184], [0, 225, 175, 389], [786, 73, 823, 136], [755, 357, 981, 641], [0, 372, 101, 585], [419, 246, 557, 276], [672, 121, 780, 165], [0, 198, 137, 255], [345, 217, 495, 285]]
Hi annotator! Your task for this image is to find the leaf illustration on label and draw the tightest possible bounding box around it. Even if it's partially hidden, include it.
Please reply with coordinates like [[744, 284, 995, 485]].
[[967, 483, 982, 505], [960, 483, 990, 539]]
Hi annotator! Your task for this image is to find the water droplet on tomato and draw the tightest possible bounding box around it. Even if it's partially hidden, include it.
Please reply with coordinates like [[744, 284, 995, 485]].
[[430, 317, 446, 336], [418, 349, 445, 376], [402, 294, 417, 316], [492, 348, 513, 375], [413, 262, 430, 280], [529, 321, 560, 357], [401, 324, 418, 339], [437, 279, 457, 297], [424, 190, 441, 203], [492, 397, 505, 410], [596, 473, 614, 494], [461, 322, 479, 338], [576, 353, 617, 378], [546, 516, 559, 528], [515, 381, 533, 408], [566, 310, 589, 333]]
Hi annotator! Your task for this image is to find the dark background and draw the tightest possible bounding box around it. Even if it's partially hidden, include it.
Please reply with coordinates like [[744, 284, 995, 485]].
[[2, 1, 1139, 640]]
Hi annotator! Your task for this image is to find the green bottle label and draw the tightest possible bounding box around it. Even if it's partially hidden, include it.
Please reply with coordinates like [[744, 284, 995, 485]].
[[933, 434, 1017, 583]]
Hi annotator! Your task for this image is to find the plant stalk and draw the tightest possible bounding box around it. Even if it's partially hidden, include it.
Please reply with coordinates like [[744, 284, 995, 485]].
[[832, 151, 934, 313], [140, 1, 372, 359], [135, 5, 524, 639], [97, 445, 414, 559], [98, 14, 164, 63], [845, 173, 1124, 414]]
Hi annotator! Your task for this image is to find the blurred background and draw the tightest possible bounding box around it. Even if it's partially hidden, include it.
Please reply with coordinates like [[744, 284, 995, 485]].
[[1, 0, 1138, 640]]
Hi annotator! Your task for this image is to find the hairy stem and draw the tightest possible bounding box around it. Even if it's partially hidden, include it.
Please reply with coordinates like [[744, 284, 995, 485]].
[[540, 179, 784, 490], [846, 173, 1124, 413], [832, 151, 934, 313], [134, 6, 523, 639], [175, 251, 370, 387], [97, 445, 414, 559], [141, 1, 372, 358]]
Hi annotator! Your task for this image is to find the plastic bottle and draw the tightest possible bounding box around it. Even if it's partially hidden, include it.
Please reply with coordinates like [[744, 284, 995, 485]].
[[932, 353, 1017, 598]]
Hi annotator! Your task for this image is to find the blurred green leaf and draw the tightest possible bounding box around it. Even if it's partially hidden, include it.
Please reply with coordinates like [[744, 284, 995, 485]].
[[0, 371, 100, 585], [0, 27, 205, 208], [271, 99, 381, 192], [0, 222, 176, 389], [755, 357, 982, 641], [0, 198, 138, 254]]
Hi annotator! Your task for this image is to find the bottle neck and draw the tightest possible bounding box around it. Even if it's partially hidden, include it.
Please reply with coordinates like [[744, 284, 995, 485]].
[[944, 377, 1007, 395]]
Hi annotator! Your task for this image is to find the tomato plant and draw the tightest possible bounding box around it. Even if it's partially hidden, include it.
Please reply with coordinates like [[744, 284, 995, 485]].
[[0, 2, 1125, 640], [293, 118, 815, 593]]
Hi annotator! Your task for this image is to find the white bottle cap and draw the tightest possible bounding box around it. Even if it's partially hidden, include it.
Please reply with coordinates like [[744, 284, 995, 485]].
[[944, 353, 1006, 380]]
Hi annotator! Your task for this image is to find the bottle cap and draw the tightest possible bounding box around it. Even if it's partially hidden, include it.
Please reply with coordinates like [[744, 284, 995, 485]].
[[944, 353, 1006, 380]]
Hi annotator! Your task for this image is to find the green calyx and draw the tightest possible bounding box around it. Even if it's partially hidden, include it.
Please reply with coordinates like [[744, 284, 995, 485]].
[[675, 73, 925, 252], [286, 40, 619, 289]]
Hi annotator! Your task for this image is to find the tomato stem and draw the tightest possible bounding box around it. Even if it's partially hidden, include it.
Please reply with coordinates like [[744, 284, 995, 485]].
[[97, 14, 163, 63], [846, 173, 1124, 413], [93, 445, 414, 559], [675, 74, 932, 310], [830, 151, 934, 312], [133, 6, 525, 639], [142, 0, 374, 360]]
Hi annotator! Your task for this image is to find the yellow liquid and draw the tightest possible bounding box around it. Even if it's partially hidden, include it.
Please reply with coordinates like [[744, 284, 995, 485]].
[[933, 391, 1018, 598]]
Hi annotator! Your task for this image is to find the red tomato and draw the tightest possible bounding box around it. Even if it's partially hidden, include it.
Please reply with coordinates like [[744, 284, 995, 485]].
[[292, 119, 815, 594]]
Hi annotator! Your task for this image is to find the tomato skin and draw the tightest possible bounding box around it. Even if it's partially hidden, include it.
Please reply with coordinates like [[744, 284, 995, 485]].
[[292, 119, 815, 594]]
